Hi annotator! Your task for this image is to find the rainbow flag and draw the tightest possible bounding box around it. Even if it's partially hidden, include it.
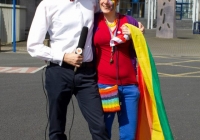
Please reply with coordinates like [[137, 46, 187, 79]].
[[112, 24, 174, 140]]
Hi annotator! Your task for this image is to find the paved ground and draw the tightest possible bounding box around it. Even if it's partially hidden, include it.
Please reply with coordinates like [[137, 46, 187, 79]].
[[1, 29, 200, 56], [0, 29, 200, 140]]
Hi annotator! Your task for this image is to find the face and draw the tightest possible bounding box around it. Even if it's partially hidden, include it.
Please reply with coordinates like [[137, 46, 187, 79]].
[[99, 0, 118, 14]]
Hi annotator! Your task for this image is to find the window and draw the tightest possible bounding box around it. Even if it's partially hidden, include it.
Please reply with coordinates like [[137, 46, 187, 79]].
[[0, 0, 20, 5], [176, 0, 193, 20], [120, 0, 145, 18], [176, 0, 194, 3]]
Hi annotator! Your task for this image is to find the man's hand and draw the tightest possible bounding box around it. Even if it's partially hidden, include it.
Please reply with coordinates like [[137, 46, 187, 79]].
[[63, 53, 83, 67], [138, 22, 145, 33]]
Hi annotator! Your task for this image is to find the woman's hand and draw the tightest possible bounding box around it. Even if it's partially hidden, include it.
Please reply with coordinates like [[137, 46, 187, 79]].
[[121, 25, 131, 36], [138, 22, 145, 33], [121, 22, 145, 37]]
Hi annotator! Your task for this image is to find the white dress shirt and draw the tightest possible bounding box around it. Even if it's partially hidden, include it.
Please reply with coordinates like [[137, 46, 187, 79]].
[[27, 0, 99, 66]]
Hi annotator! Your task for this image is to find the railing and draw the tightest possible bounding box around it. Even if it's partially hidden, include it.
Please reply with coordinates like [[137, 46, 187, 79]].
[[193, 21, 200, 34], [119, 1, 193, 20]]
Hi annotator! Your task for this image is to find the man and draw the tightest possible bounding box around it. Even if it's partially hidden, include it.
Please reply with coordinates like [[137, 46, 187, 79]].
[[27, 0, 144, 140]]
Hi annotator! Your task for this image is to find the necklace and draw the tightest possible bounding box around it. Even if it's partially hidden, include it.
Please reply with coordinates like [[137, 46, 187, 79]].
[[106, 19, 118, 28]]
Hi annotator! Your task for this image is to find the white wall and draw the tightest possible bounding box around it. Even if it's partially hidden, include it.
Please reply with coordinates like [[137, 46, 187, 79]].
[[199, 0, 200, 20], [0, 4, 26, 44]]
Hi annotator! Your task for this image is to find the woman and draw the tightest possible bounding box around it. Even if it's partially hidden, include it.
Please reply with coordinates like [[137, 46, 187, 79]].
[[93, 0, 140, 139]]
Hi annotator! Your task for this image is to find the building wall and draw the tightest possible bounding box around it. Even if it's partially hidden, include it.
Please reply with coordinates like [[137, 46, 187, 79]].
[[199, 0, 200, 20], [0, 4, 26, 43], [19, 0, 41, 29], [0, 0, 41, 43], [119, 0, 146, 18], [144, 1, 148, 18]]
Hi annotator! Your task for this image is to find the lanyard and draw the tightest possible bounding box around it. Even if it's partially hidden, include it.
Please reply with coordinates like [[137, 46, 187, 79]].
[[104, 15, 120, 64], [105, 15, 120, 86]]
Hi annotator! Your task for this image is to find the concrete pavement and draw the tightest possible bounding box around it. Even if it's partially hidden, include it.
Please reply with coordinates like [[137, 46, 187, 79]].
[[0, 29, 200, 140], [0, 29, 200, 56]]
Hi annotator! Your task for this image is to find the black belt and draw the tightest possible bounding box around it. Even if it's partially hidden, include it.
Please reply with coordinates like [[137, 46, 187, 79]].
[[50, 61, 94, 68], [80, 62, 94, 68]]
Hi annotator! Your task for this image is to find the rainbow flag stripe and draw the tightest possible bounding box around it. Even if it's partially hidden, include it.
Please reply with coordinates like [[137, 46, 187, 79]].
[[125, 24, 174, 140]]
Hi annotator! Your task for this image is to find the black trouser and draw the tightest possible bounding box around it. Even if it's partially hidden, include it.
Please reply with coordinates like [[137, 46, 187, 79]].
[[45, 62, 109, 140]]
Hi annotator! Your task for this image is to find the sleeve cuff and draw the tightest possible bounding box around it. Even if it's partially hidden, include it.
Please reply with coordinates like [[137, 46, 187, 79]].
[[52, 52, 65, 66]]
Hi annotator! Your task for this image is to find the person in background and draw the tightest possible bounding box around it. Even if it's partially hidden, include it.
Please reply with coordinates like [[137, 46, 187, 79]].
[[93, 0, 140, 139]]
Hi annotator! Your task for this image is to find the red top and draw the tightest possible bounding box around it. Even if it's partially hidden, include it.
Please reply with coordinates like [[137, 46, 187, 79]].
[[93, 13, 137, 85]]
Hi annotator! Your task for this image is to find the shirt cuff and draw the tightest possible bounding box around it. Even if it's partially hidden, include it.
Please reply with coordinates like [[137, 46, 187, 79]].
[[52, 51, 65, 66]]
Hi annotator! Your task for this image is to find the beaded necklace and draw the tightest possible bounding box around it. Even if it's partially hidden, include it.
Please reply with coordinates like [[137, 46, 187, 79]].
[[106, 19, 118, 28]]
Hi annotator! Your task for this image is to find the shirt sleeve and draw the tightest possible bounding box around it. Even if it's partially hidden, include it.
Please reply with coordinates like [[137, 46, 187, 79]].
[[27, 1, 64, 65]]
